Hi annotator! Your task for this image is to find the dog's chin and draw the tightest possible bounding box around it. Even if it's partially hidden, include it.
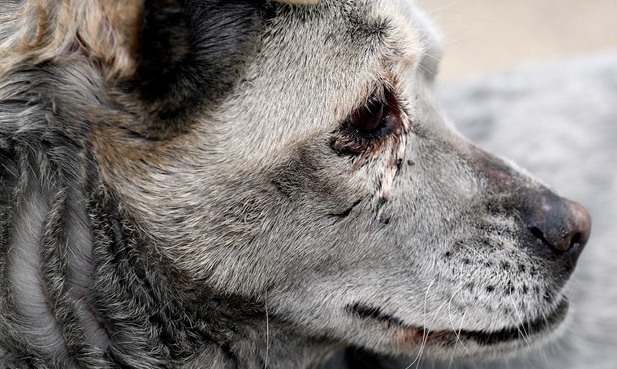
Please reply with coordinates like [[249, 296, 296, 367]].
[[353, 298, 569, 360]]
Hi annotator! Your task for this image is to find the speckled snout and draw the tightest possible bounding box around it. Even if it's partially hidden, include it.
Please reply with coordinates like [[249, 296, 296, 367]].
[[468, 143, 592, 267]]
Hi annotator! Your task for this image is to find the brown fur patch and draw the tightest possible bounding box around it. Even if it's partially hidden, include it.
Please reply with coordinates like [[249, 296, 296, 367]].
[[1, 0, 141, 79]]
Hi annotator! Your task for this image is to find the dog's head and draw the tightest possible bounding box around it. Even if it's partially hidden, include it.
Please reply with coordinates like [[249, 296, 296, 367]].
[[2, 0, 591, 362]]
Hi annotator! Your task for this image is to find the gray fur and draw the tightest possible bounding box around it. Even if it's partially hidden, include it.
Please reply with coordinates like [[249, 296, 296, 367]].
[[425, 51, 617, 369], [325, 52, 617, 369], [0, 0, 599, 368]]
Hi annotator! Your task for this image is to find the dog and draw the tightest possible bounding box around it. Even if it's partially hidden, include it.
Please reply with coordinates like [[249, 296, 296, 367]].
[[0, 1, 592, 368]]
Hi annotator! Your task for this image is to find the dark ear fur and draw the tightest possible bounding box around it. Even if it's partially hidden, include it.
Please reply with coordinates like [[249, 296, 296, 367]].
[[131, 0, 262, 123]]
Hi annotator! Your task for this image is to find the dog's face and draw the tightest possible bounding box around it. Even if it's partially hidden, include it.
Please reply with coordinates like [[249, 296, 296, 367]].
[[1, 0, 591, 363]]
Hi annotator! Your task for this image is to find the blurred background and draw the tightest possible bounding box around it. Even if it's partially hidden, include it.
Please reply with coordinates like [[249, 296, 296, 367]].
[[415, 0, 617, 80]]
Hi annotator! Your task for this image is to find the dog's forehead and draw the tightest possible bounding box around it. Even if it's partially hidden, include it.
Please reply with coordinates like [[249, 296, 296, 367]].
[[206, 0, 437, 164], [282, 0, 434, 48], [255, 0, 436, 72]]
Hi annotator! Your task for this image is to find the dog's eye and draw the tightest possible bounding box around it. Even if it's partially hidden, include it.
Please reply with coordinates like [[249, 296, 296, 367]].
[[346, 90, 395, 138], [330, 87, 404, 157], [349, 96, 386, 135]]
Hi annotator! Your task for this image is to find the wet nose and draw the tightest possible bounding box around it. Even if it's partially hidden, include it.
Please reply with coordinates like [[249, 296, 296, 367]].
[[522, 192, 592, 262]]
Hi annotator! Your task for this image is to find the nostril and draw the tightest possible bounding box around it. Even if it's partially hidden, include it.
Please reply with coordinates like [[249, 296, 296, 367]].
[[528, 226, 550, 247], [570, 232, 582, 249], [527, 226, 567, 253], [567, 232, 585, 256]]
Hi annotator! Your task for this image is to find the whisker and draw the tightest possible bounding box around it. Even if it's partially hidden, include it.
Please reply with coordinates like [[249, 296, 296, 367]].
[[423, 53, 444, 64], [447, 288, 470, 357], [419, 63, 437, 77], [405, 278, 436, 369], [424, 1, 459, 16]]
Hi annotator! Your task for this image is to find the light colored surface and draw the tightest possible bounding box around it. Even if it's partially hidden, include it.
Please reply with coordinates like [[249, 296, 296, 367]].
[[416, 0, 617, 80]]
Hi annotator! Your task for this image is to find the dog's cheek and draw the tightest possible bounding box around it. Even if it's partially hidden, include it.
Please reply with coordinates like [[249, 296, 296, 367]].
[[267, 141, 370, 217]]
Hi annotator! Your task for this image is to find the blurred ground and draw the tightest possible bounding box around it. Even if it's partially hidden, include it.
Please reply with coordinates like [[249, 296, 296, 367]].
[[415, 0, 617, 80]]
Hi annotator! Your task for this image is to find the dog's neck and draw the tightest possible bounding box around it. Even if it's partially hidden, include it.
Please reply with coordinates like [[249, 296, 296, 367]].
[[91, 193, 335, 369], [0, 155, 334, 368]]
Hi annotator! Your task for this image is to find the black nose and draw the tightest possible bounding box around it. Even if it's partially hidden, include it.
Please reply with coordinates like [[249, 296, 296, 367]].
[[522, 191, 591, 262]]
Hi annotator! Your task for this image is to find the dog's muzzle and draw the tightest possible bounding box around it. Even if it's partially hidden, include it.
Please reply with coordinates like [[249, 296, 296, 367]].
[[468, 144, 592, 267]]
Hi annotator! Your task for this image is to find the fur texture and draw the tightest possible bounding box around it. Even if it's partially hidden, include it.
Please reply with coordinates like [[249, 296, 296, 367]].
[[0, 1, 593, 368], [324, 51, 617, 369]]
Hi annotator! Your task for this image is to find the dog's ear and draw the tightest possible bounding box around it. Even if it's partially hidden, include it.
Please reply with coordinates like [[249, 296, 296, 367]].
[[118, 0, 264, 125], [9, 0, 319, 127], [132, 0, 264, 122], [34, 0, 263, 134], [98, 0, 318, 131], [2, 0, 320, 137]]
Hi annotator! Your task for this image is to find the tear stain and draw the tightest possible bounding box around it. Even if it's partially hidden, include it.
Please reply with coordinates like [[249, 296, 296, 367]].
[[373, 111, 408, 223], [376, 133, 407, 201], [329, 80, 411, 212]]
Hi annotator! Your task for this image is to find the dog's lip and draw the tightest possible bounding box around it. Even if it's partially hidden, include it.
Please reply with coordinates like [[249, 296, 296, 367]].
[[402, 299, 569, 348], [351, 299, 569, 347], [443, 298, 568, 346]]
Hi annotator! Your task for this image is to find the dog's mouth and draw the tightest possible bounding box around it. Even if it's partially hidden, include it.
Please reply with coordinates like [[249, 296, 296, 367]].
[[349, 298, 569, 349]]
